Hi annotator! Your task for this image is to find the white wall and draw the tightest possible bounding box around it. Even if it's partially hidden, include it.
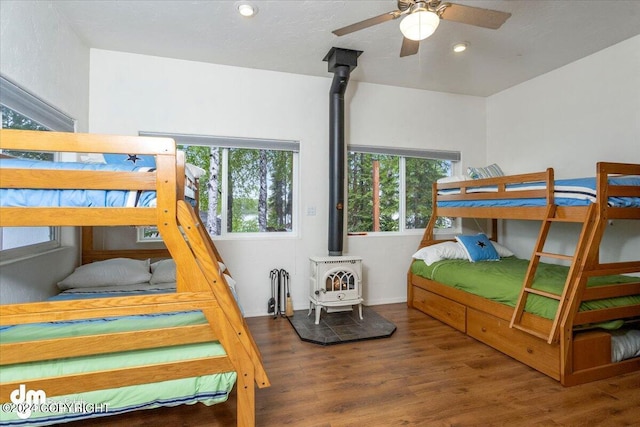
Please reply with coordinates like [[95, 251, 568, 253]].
[[88, 49, 486, 315], [487, 35, 640, 262], [0, 0, 90, 131], [0, 0, 90, 303], [347, 82, 486, 304]]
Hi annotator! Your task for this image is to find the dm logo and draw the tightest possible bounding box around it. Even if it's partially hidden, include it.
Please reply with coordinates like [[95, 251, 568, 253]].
[[10, 384, 46, 419]]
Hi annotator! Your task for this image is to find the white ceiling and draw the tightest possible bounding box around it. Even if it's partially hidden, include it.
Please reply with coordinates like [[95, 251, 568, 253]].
[[53, 0, 640, 97]]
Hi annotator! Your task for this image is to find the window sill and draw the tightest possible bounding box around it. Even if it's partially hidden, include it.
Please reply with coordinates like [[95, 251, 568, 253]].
[[0, 246, 73, 267], [347, 229, 458, 238]]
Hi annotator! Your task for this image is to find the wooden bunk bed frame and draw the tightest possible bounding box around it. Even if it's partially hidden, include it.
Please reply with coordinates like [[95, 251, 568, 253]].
[[408, 163, 640, 386], [0, 129, 269, 426]]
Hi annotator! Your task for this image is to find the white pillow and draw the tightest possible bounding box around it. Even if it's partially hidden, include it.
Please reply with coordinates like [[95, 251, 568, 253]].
[[611, 330, 640, 363], [491, 241, 515, 258], [185, 162, 206, 179], [412, 242, 468, 266], [437, 175, 470, 184], [149, 259, 228, 284], [150, 259, 177, 284], [224, 274, 237, 292], [79, 153, 106, 164], [58, 258, 151, 290]]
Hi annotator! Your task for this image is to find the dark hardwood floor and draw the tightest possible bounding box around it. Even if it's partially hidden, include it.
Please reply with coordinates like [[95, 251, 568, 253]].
[[67, 303, 639, 426]]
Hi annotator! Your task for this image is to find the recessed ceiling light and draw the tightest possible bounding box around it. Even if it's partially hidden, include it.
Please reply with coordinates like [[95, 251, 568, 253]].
[[237, 3, 257, 17], [453, 42, 468, 53]]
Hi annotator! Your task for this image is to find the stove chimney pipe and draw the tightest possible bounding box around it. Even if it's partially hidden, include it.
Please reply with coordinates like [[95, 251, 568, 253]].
[[323, 47, 362, 256]]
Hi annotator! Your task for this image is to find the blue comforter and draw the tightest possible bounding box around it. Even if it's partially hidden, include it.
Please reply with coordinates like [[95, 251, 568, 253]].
[[0, 158, 157, 207]]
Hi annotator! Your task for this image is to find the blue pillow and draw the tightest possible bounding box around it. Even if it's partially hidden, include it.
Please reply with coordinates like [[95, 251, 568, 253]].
[[103, 153, 156, 168], [455, 233, 500, 262]]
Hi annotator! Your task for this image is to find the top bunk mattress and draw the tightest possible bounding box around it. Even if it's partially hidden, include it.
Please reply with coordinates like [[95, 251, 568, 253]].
[[0, 158, 158, 207], [437, 176, 640, 208]]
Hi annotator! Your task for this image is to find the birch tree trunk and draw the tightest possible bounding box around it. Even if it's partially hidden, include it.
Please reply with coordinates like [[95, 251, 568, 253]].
[[206, 147, 219, 235], [258, 149, 268, 232]]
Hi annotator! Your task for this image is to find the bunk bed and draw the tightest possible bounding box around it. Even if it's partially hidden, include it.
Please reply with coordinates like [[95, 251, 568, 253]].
[[407, 164, 640, 386], [0, 129, 269, 426]]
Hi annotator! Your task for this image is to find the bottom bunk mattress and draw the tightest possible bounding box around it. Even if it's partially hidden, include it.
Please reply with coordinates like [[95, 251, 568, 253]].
[[410, 256, 640, 362], [411, 256, 640, 323], [0, 310, 236, 426]]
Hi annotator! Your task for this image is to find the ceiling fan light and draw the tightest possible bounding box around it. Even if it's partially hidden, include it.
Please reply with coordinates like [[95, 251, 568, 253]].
[[399, 10, 440, 41]]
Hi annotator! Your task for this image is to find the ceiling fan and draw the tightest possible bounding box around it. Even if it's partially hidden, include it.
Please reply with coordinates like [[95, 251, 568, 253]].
[[332, 0, 511, 57]]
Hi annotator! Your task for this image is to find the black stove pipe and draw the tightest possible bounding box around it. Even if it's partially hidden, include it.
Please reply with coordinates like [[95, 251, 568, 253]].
[[324, 47, 361, 256], [328, 65, 350, 256]]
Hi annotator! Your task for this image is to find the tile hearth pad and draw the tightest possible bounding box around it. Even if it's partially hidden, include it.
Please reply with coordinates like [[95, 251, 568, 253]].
[[287, 306, 396, 345]]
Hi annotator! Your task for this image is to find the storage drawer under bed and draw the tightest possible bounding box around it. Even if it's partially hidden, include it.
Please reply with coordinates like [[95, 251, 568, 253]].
[[466, 308, 560, 380], [572, 330, 611, 371], [412, 286, 466, 332]]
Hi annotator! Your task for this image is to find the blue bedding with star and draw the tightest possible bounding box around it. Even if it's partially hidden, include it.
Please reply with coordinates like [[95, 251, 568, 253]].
[[0, 158, 158, 207]]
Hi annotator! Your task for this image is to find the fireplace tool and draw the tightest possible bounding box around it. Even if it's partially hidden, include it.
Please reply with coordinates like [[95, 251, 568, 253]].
[[268, 269, 278, 317], [282, 269, 294, 317], [269, 269, 292, 318]]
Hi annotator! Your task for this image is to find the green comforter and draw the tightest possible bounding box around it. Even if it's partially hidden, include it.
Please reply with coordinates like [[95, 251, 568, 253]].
[[411, 256, 639, 322], [0, 311, 236, 426]]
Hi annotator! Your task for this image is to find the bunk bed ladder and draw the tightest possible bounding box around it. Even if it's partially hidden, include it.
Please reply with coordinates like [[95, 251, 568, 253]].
[[510, 204, 583, 344]]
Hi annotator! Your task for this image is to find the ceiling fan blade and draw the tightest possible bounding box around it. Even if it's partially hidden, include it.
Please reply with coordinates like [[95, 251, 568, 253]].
[[332, 11, 399, 36], [400, 37, 419, 57], [441, 3, 511, 30]]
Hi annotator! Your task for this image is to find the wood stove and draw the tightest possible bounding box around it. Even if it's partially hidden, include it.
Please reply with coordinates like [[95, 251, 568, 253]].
[[309, 255, 363, 324], [307, 49, 364, 325]]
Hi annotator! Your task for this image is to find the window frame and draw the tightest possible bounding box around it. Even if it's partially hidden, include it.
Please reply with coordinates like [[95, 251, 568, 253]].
[[347, 145, 461, 236], [139, 131, 300, 240], [0, 75, 76, 260], [0, 76, 75, 131]]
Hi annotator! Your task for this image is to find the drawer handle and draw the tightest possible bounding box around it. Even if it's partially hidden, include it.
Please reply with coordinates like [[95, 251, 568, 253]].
[[526, 347, 533, 354], [481, 327, 487, 332]]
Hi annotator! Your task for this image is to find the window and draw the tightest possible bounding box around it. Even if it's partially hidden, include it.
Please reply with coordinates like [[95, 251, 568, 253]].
[[139, 132, 298, 238], [0, 76, 75, 259], [347, 145, 459, 234]]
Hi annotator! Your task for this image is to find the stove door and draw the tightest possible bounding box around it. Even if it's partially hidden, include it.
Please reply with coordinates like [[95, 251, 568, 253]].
[[317, 266, 359, 303]]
